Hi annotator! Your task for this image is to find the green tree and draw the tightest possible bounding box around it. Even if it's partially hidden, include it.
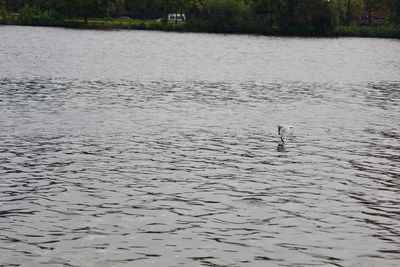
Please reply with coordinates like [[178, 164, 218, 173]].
[[202, 0, 249, 32], [251, 0, 283, 28], [74, 0, 113, 23], [364, 0, 384, 25], [0, 0, 6, 19], [330, 0, 363, 25], [300, 0, 333, 34], [346, 0, 351, 24], [112, 0, 125, 14], [176, 0, 202, 17], [124, 0, 162, 19], [389, 0, 400, 23], [374, 0, 400, 23]]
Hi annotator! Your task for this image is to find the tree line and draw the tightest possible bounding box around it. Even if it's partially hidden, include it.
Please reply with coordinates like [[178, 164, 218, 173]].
[[1, 0, 400, 35]]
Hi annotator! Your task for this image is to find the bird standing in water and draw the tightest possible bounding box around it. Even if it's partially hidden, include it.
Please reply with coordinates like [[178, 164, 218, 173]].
[[277, 125, 294, 144]]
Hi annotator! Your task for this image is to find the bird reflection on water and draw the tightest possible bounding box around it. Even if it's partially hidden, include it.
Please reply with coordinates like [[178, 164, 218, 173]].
[[277, 142, 286, 152]]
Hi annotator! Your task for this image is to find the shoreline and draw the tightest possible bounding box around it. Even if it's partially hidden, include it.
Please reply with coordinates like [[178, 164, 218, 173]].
[[1, 19, 399, 39]]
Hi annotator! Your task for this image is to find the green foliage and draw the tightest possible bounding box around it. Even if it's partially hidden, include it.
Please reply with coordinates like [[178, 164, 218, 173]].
[[0, 0, 6, 22], [18, 4, 61, 25], [251, 0, 282, 28], [306, 0, 334, 35], [1, 0, 400, 37], [278, 0, 333, 35], [394, 0, 400, 23], [0, 0, 4, 13], [334, 22, 400, 37], [330, 0, 363, 25], [201, 0, 249, 33]]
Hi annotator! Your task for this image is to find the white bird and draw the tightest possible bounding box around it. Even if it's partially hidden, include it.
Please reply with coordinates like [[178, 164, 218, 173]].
[[277, 125, 294, 143]]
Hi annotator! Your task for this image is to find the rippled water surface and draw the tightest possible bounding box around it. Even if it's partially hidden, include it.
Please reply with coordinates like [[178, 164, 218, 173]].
[[0, 26, 399, 267]]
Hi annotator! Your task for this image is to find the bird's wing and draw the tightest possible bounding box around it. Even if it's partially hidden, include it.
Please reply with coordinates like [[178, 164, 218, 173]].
[[278, 126, 282, 135]]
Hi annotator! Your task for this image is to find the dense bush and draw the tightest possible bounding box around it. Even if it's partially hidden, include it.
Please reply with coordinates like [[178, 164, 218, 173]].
[[200, 0, 248, 33], [334, 22, 400, 38], [21, 5, 64, 25]]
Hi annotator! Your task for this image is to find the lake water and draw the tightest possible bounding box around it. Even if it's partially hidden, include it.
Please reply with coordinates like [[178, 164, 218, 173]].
[[0, 26, 399, 267]]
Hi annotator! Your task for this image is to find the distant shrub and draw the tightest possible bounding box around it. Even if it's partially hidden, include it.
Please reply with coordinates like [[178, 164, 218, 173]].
[[201, 0, 249, 33], [18, 5, 61, 26]]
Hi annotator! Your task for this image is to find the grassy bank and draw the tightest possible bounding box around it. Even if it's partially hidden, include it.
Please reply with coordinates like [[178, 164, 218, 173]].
[[65, 18, 186, 32], [0, 15, 186, 31], [1, 15, 399, 38], [334, 24, 400, 38]]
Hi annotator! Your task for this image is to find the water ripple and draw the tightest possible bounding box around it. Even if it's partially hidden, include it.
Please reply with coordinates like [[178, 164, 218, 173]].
[[1, 61, 400, 266]]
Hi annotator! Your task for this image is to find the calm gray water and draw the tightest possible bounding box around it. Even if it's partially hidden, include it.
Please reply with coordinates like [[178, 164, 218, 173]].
[[0, 26, 399, 267]]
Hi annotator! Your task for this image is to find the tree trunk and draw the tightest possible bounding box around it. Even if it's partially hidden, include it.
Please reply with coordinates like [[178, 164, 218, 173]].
[[83, 2, 89, 24], [1, 0, 6, 18], [368, 10, 372, 26], [346, 0, 351, 25], [163, 0, 169, 25], [288, 0, 296, 19]]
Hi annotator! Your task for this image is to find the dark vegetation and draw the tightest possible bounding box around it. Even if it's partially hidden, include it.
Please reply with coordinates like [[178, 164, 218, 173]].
[[0, 0, 399, 37]]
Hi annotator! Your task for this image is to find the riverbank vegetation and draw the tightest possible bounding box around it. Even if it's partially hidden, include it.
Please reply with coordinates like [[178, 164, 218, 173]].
[[1, 0, 399, 37]]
